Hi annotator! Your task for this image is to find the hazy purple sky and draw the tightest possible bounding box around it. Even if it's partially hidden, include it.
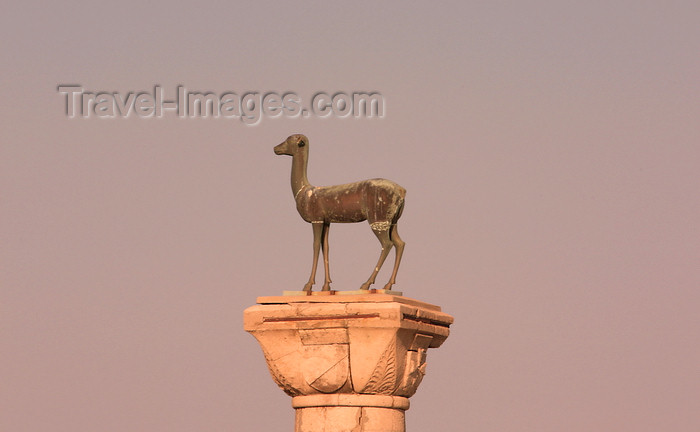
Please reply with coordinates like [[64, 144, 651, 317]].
[[2, 1, 699, 431]]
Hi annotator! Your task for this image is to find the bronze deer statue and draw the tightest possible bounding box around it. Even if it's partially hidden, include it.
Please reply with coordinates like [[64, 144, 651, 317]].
[[274, 134, 406, 292]]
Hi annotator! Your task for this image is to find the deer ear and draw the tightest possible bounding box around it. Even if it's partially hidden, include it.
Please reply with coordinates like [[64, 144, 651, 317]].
[[298, 140, 305, 147]]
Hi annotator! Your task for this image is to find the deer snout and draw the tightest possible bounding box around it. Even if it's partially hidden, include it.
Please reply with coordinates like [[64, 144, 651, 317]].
[[274, 141, 290, 155]]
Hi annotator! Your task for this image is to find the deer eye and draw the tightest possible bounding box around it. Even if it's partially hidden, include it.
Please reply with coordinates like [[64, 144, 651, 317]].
[[298, 141, 305, 147]]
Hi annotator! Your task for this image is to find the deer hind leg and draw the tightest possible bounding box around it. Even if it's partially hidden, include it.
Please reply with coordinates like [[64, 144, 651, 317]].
[[304, 222, 324, 292], [360, 222, 394, 290], [320, 222, 332, 291], [383, 224, 405, 291]]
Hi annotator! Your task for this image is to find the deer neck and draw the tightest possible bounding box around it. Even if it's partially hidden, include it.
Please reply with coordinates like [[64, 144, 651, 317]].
[[290, 151, 311, 198]]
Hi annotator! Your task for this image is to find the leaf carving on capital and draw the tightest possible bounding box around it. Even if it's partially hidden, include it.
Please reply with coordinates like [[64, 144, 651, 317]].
[[360, 338, 398, 395], [396, 349, 428, 397], [260, 347, 303, 397]]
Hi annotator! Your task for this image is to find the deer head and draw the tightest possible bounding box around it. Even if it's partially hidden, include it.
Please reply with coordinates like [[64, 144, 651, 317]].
[[274, 134, 307, 156]]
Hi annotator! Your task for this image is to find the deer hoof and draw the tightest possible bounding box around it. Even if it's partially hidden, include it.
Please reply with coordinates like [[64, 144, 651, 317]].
[[359, 282, 372, 290], [303, 283, 313, 292], [321, 283, 332, 291], [382, 283, 394, 291]]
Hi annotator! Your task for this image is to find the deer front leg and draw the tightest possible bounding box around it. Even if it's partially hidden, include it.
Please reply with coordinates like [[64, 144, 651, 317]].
[[360, 225, 393, 290], [321, 222, 332, 291], [304, 222, 324, 292]]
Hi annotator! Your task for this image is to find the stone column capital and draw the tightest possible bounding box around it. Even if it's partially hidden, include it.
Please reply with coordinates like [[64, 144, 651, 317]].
[[244, 293, 453, 431]]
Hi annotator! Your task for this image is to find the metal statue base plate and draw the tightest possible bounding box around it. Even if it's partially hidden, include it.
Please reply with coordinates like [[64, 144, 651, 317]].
[[282, 289, 403, 297]]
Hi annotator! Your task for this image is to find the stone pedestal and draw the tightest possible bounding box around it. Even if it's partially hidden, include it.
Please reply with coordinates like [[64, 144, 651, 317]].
[[244, 293, 453, 432]]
